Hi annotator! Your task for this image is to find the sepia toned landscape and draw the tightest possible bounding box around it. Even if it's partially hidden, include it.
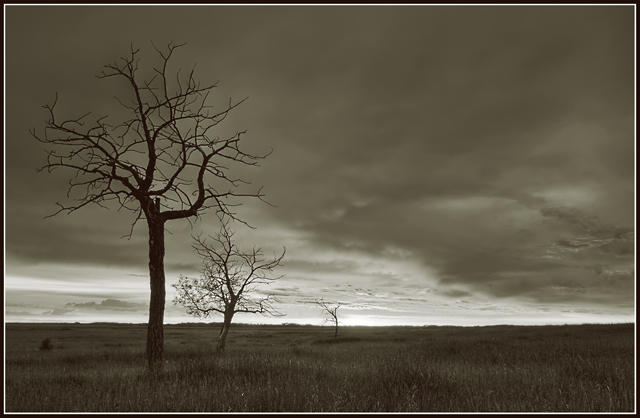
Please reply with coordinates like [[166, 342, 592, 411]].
[[5, 322, 635, 412], [5, 4, 635, 414]]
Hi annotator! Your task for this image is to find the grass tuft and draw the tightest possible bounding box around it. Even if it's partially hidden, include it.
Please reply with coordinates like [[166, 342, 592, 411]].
[[39, 337, 53, 351]]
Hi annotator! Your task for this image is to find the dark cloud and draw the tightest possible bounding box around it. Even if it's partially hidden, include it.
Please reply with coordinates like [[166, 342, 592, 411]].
[[5, 310, 39, 316], [541, 206, 607, 235], [64, 299, 148, 312], [44, 308, 76, 316], [540, 206, 635, 262]]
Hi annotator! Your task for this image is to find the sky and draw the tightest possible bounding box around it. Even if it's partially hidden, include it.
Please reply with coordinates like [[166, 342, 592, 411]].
[[4, 5, 636, 327]]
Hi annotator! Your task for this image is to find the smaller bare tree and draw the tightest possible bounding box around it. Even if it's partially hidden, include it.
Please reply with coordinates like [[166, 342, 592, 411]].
[[172, 216, 285, 351], [317, 299, 341, 339]]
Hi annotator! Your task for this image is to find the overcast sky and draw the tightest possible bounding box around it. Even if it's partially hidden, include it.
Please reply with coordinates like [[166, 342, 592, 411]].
[[5, 5, 635, 326]]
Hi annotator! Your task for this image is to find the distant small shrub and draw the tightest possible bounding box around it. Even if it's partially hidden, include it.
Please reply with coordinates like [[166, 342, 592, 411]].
[[39, 338, 53, 351]]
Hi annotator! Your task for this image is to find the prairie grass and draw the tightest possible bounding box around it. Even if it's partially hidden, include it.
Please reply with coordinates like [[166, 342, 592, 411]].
[[4, 322, 635, 412]]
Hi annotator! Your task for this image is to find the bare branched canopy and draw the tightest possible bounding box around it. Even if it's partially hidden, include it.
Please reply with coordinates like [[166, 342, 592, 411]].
[[317, 299, 341, 338], [32, 42, 269, 234], [174, 217, 286, 317], [173, 216, 285, 350]]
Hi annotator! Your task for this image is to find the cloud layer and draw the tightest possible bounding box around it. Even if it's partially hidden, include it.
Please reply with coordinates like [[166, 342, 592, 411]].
[[5, 6, 634, 325]]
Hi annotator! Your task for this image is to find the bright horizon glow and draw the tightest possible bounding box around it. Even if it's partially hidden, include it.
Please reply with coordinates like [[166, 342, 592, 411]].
[[5, 319, 634, 327], [5, 311, 634, 328], [5, 271, 635, 327]]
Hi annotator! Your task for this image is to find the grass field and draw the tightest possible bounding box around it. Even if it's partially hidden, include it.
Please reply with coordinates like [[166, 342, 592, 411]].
[[4, 322, 635, 412]]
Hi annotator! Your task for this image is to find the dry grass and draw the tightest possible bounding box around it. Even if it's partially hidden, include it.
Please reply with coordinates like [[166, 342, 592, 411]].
[[4, 322, 635, 412]]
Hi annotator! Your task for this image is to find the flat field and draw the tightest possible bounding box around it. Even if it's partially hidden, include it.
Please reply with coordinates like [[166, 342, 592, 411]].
[[4, 322, 635, 412]]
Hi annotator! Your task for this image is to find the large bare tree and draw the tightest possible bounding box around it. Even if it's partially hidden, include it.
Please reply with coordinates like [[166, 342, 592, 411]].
[[172, 216, 285, 351], [31, 42, 271, 371]]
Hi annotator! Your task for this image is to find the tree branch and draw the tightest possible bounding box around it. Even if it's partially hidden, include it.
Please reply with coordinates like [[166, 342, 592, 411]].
[[34, 41, 270, 232], [172, 214, 286, 322]]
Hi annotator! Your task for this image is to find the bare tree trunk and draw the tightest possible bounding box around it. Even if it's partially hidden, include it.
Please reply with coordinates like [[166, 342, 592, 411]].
[[334, 322, 338, 339], [216, 312, 233, 351], [146, 199, 166, 372]]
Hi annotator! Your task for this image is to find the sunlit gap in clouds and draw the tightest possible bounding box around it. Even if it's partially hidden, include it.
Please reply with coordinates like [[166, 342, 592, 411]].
[[5, 192, 634, 327]]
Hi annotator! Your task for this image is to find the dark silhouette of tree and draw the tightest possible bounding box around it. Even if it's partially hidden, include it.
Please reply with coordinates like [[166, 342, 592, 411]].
[[317, 299, 341, 339], [172, 215, 285, 351], [31, 42, 271, 371]]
